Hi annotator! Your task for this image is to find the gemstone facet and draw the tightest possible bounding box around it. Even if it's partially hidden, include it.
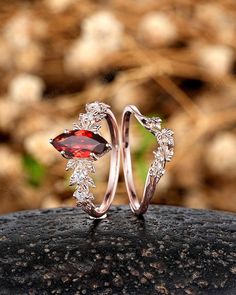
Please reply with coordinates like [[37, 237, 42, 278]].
[[51, 129, 110, 159]]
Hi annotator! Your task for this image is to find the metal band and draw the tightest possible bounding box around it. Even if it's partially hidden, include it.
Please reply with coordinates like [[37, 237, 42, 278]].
[[84, 108, 120, 218], [121, 105, 174, 215]]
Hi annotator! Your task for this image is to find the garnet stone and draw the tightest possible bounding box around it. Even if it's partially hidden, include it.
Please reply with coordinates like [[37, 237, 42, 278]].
[[51, 130, 110, 159]]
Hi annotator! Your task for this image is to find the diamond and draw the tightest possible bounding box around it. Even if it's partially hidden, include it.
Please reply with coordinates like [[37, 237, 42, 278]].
[[73, 190, 94, 201], [76, 160, 96, 173], [163, 146, 174, 161], [86, 102, 109, 114], [51, 129, 111, 159], [143, 117, 162, 134], [66, 159, 78, 170], [159, 128, 174, 146], [74, 113, 102, 132], [150, 159, 164, 175], [153, 148, 165, 161], [69, 171, 87, 186]]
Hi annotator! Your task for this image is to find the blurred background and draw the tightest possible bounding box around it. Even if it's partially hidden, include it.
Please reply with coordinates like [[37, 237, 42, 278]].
[[0, 0, 236, 214]]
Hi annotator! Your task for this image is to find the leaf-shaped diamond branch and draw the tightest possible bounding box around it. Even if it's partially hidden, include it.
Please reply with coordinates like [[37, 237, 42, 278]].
[[147, 117, 174, 180], [143, 117, 162, 134], [73, 102, 109, 133]]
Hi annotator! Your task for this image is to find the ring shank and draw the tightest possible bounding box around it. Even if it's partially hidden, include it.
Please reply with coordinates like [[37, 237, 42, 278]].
[[86, 108, 120, 218], [122, 105, 158, 215]]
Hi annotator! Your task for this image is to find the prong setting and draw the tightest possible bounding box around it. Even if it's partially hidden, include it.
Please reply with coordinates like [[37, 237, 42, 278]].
[[106, 143, 112, 151], [60, 151, 72, 159], [90, 153, 99, 161]]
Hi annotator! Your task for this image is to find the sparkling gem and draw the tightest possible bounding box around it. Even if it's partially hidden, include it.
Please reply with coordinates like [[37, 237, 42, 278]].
[[144, 117, 162, 133], [73, 190, 94, 201], [160, 129, 174, 146], [70, 171, 87, 186], [86, 102, 109, 114], [51, 129, 110, 159], [86, 102, 100, 113], [163, 146, 174, 161]]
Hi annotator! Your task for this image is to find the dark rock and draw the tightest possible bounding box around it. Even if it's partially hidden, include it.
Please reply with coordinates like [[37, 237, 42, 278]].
[[0, 205, 236, 295]]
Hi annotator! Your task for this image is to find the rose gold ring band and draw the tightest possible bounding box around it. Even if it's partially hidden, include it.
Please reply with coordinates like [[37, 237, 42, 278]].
[[121, 105, 174, 215], [87, 108, 120, 218]]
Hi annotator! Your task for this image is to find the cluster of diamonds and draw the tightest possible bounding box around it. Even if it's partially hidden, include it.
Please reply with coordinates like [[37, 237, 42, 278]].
[[142, 117, 174, 181], [73, 102, 109, 134], [66, 102, 110, 206]]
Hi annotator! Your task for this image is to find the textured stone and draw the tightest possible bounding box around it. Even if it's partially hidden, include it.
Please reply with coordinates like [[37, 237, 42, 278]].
[[0, 206, 235, 294]]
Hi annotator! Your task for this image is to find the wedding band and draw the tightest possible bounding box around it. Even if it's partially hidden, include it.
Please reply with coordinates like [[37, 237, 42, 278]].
[[50, 102, 120, 219], [121, 105, 174, 215]]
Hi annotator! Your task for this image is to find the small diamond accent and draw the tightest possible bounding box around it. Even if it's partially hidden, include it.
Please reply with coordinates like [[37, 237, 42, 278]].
[[69, 171, 87, 186], [73, 190, 94, 202], [86, 101, 110, 114], [73, 102, 109, 133], [144, 116, 174, 181], [143, 117, 162, 134]]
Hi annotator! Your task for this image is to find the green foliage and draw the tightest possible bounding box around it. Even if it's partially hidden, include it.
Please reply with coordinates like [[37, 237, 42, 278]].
[[22, 154, 45, 187], [134, 117, 158, 184]]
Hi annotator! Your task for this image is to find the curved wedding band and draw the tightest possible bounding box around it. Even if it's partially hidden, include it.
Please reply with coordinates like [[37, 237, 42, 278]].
[[50, 102, 120, 219], [121, 105, 174, 215]]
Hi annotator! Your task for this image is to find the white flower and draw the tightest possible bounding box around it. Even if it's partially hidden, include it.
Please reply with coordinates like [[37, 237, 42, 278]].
[[64, 12, 123, 75], [46, 0, 78, 13], [205, 133, 236, 176], [4, 13, 32, 49], [4, 12, 46, 49], [82, 11, 123, 52], [9, 74, 45, 103], [196, 44, 234, 77], [138, 12, 178, 47], [64, 39, 105, 75]]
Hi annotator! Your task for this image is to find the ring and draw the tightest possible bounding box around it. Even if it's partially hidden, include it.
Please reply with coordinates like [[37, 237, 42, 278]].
[[50, 102, 120, 219], [121, 105, 174, 215]]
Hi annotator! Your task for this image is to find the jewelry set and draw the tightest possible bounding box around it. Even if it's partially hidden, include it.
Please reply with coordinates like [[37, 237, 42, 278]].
[[50, 102, 174, 219]]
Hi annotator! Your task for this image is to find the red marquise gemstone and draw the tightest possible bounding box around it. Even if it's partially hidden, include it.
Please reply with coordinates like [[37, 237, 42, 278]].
[[51, 130, 110, 159]]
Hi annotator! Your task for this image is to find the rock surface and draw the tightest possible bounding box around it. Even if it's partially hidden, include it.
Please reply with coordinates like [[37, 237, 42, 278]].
[[0, 205, 236, 295]]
